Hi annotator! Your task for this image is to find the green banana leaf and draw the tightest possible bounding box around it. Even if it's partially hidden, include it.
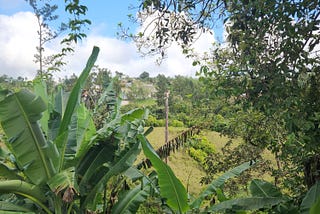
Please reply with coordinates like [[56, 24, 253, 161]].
[[0, 147, 21, 180], [0, 162, 21, 180], [0, 89, 59, 185], [123, 167, 145, 181], [250, 179, 282, 198], [96, 108, 147, 140], [206, 197, 283, 212], [301, 181, 320, 214], [190, 161, 254, 209], [33, 79, 49, 135], [48, 167, 76, 192], [64, 104, 96, 166], [310, 197, 320, 214], [48, 87, 64, 141], [77, 106, 151, 206], [81, 141, 141, 209], [77, 142, 116, 191], [111, 183, 150, 214], [57, 46, 99, 170], [0, 180, 46, 202], [0, 211, 34, 214], [123, 167, 159, 194], [138, 134, 189, 213], [111, 172, 157, 214], [76, 106, 143, 187], [0, 201, 33, 212], [58, 46, 99, 135], [86, 106, 147, 185], [0, 89, 9, 101], [75, 104, 96, 154], [53, 86, 68, 118], [94, 82, 120, 124], [120, 109, 148, 124]]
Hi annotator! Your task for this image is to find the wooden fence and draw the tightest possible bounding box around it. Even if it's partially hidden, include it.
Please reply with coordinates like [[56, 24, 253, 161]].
[[137, 126, 201, 169]]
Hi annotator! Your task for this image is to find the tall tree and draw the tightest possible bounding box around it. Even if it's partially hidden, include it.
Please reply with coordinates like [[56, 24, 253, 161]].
[[26, 0, 91, 79], [139, 71, 150, 80], [135, 0, 320, 196], [198, 1, 320, 195], [27, 0, 65, 78]]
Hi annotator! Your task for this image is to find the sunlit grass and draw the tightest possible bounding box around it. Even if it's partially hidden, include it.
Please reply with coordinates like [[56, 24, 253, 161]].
[[146, 127, 185, 150], [144, 127, 205, 196], [145, 127, 241, 196], [145, 127, 277, 197], [130, 98, 156, 108], [166, 149, 206, 196]]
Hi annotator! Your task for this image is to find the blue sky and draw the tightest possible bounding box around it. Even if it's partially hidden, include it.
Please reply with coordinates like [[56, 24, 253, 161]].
[[0, 0, 139, 37], [0, 0, 217, 79], [84, 0, 140, 37]]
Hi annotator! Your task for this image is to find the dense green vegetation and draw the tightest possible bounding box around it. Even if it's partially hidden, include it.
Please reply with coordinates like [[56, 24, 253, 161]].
[[134, 0, 320, 212], [0, 0, 320, 213]]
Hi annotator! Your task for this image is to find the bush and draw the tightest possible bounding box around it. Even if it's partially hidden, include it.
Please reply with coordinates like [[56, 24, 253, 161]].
[[188, 147, 207, 163], [145, 115, 165, 127], [170, 119, 184, 127], [175, 112, 196, 127], [187, 135, 216, 165], [211, 114, 228, 132], [146, 115, 184, 127], [191, 135, 216, 154]]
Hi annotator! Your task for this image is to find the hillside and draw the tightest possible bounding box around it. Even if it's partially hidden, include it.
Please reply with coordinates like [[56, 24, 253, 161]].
[[145, 127, 235, 196]]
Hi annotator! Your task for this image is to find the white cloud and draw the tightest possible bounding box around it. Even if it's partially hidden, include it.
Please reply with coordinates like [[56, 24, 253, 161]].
[[0, 12, 38, 79], [192, 31, 216, 54], [0, 11, 216, 80], [60, 35, 198, 78]]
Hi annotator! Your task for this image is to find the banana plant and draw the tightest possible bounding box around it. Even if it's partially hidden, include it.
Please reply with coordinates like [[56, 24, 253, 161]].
[[111, 168, 160, 214], [205, 179, 320, 214], [0, 46, 150, 213], [137, 137, 318, 214], [134, 135, 284, 214], [138, 134, 189, 213], [0, 46, 100, 213]]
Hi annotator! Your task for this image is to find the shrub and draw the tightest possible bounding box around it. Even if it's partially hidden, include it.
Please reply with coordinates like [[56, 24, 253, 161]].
[[211, 114, 228, 132], [192, 135, 216, 154], [170, 119, 184, 127], [187, 135, 216, 166], [188, 147, 207, 164], [145, 115, 165, 127]]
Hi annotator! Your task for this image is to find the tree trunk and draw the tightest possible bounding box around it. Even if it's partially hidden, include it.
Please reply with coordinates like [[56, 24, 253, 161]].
[[304, 154, 320, 189]]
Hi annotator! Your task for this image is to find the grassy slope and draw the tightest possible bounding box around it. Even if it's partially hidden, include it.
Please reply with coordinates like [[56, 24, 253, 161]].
[[145, 127, 238, 196], [145, 127, 277, 197]]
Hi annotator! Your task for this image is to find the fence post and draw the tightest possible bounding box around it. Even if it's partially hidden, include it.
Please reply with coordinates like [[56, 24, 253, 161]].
[[165, 90, 170, 163]]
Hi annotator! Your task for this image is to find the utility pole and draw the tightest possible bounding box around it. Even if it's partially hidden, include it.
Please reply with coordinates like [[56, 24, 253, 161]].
[[164, 90, 170, 163]]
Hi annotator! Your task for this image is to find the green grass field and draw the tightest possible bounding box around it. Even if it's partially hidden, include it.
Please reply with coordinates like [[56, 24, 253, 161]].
[[145, 127, 242, 196], [145, 127, 204, 196], [144, 127, 277, 197]]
